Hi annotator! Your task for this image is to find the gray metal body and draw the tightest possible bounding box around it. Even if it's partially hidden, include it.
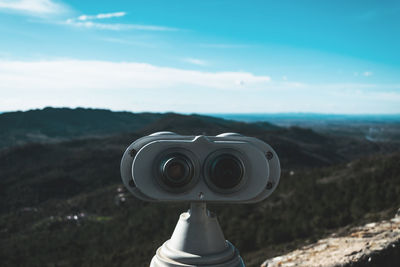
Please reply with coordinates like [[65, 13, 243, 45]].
[[120, 132, 281, 267], [120, 132, 280, 203], [150, 203, 244, 267]]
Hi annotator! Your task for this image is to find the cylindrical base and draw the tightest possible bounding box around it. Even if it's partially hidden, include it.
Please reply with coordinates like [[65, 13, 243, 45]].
[[150, 203, 245, 267], [150, 240, 244, 267]]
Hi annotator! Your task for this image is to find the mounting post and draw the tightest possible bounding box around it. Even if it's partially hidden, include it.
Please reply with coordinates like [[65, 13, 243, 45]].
[[150, 202, 245, 267]]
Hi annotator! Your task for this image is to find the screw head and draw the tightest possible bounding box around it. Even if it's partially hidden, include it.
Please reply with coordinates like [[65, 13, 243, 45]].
[[266, 151, 273, 160], [198, 192, 204, 199], [129, 149, 137, 158], [266, 182, 273, 190]]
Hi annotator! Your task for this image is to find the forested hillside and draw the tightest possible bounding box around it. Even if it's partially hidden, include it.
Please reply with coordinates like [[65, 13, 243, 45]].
[[0, 108, 399, 267]]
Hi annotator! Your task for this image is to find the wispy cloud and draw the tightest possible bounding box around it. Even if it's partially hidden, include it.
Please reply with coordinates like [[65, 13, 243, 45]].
[[0, 59, 271, 91], [199, 43, 250, 49], [363, 71, 373, 77], [65, 20, 175, 31], [354, 71, 373, 77], [183, 58, 208, 66], [65, 11, 177, 31], [0, 59, 271, 112], [1, 59, 398, 113], [0, 0, 67, 16], [77, 11, 126, 21]]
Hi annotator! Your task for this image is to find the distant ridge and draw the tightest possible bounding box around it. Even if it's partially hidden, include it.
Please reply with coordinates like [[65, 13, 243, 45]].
[[1, 107, 399, 170], [209, 113, 400, 141], [208, 113, 400, 124], [139, 112, 279, 136], [0, 107, 279, 149], [0, 107, 163, 149]]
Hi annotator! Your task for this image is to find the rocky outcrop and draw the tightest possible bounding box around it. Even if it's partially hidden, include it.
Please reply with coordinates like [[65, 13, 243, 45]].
[[261, 209, 400, 267]]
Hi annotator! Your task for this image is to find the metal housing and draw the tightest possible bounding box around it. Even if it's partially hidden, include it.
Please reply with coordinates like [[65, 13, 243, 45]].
[[120, 132, 280, 203]]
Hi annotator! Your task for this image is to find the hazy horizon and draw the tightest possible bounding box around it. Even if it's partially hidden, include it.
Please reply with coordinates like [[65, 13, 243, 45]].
[[1, 106, 400, 118]]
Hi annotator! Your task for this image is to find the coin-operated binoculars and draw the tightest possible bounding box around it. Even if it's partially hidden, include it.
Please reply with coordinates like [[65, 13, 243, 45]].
[[121, 132, 280, 267]]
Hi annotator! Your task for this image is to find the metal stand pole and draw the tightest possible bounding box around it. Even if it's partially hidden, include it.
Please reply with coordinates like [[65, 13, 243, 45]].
[[150, 202, 245, 267]]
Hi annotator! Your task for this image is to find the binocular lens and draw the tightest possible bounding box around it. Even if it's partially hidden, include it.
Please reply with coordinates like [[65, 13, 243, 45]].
[[160, 155, 193, 188], [210, 154, 243, 190]]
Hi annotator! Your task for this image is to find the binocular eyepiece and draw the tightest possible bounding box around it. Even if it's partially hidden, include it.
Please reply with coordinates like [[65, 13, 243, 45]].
[[159, 153, 194, 190], [158, 152, 244, 193], [121, 132, 280, 203]]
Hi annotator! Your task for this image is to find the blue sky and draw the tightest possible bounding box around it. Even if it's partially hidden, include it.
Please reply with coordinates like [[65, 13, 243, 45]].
[[0, 0, 399, 114]]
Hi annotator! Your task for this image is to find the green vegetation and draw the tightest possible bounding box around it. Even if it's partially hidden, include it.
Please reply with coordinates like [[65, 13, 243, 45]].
[[0, 107, 163, 149], [0, 108, 400, 266], [1, 152, 399, 267]]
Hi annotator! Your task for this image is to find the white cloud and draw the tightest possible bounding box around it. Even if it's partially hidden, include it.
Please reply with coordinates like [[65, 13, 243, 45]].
[[77, 11, 126, 21], [0, 59, 271, 112], [183, 58, 207, 66], [0, 59, 271, 91], [66, 12, 176, 31], [0, 0, 67, 15], [65, 20, 175, 31], [236, 80, 245, 86], [67, 21, 175, 31], [199, 43, 250, 49], [363, 71, 373, 77], [354, 71, 373, 77], [1, 59, 398, 114]]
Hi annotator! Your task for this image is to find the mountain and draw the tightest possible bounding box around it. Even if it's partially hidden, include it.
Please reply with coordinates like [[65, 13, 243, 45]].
[[1, 108, 398, 214], [1, 108, 400, 267], [138, 112, 399, 169], [139, 112, 279, 136], [0, 107, 284, 150], [0, 107, 163, 149], [211, 113, 400, 142]]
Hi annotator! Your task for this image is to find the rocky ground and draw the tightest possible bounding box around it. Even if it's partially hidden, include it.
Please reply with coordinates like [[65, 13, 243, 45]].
[[261, 209, 400, 267]]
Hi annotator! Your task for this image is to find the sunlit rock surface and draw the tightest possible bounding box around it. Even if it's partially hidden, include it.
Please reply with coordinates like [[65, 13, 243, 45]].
[[261, 210, 400, 267]]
